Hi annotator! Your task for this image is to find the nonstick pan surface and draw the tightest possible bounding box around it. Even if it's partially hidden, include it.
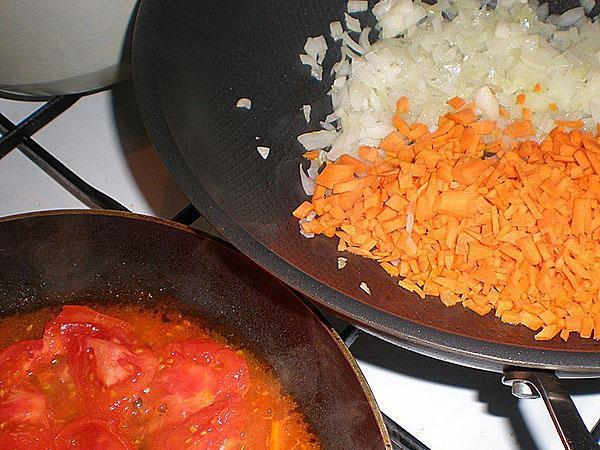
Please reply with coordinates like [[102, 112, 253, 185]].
[[132, 0, 600, 375]]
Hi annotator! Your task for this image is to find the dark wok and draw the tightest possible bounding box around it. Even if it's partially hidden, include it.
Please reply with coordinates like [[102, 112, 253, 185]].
[[131, 0, 599, 376], [0, 210, 391, 450]]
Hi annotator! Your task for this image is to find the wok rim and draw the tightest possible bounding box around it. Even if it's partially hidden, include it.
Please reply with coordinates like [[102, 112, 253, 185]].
[[0, 208, 392, 447], [130, 1, 600, 376]]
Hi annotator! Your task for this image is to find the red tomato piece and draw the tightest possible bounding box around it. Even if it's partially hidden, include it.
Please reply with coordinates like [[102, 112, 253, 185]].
[[0, 340, 49, 390], [0, 428, 53, 450], [52, 418, 135, 450], [43, 306, 159, 423], [43, 305, 136, 356], [145, 339, 248, 432], [0, 389, 49, 428], [146, 400, 248, 450], [66, 336, 158, 423]]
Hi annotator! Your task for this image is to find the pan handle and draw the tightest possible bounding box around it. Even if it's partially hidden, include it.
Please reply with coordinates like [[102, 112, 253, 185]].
[[502, 369, 599, 450]]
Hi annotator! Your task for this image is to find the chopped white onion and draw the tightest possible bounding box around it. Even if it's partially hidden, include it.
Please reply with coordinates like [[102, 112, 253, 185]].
[[299, 163, 315, 195], [300, 229, 315, 238], [325, 113, 339, 123], [257, 146, 270, 159], [320, 121, 337, 131], [581, 0, 595, 14], [330, 21, 344, 40], [302, 104, 312, 122], [358, 27, 372, 51], [557, 7, 585, 28], [304, 35, 328, 65], [297, 0, 600, 166], [235, 98, 251, 109], [348, 1, 368, 13], [299, 54, 323, 81], [297, 130, 337, 150], [359, 281, 371, 294], [474, 86, 499, 120], [537, 2, 549, 20], [342, 31, 365, 55], [345, 12, 362, 32]]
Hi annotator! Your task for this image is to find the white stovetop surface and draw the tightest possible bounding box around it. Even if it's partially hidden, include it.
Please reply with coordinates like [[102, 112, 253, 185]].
[[1, 83, 598, 450]]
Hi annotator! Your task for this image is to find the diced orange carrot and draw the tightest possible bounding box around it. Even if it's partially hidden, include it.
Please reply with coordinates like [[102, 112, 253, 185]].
[[393, 116, 412, 137], [504, 120, 535, 138], [571, 198, 589, 235], [555, 120, 584, 129], [452, 157, 488, 185], [409, 123, 429, 140], [333, 177, 372, 194], [292, 201, 314, 219], [339, 154, 367, 174], [533, 83, 542, 93], [435, 191, 474, 218], [358, 145, 379, 162], [535, 324, 559, 340], [315, 164, 355, 189], [396, 96, 410, 113], [447, 108, 477, 126], [516, 93, 526, 105], [303, 150, 321, 160], [292, 93, 600, 343], [498, 106, 510, 118], [447, 96, 466, 110], [549, 102, 558, 112], [471, 120, 496, 135]]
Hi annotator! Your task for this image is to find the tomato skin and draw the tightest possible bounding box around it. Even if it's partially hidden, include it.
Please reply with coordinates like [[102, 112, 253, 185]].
[[143, 339, 248, 434], [146, 401, 248, 450], [52, 419, 134, 450], [0, 390, 53, 450], [43, 306, 158, 424], [43, 306, 137, 356], [0, 340, 49, 390], [0, 389, 49, 428], [156, 339, 248, 401]]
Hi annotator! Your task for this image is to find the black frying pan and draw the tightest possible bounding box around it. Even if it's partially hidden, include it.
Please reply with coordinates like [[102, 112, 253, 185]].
[[131, 0, 599, 375], [131, 2, 599, 447], [0, 210, 391, 450]]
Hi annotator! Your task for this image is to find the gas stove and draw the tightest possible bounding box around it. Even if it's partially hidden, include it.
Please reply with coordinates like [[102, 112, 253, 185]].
[[1, 81, 598, 450]]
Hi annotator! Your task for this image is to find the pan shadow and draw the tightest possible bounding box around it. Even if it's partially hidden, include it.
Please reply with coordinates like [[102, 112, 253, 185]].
[[341, 328, 599, 450], [108, 79, 189, 217]]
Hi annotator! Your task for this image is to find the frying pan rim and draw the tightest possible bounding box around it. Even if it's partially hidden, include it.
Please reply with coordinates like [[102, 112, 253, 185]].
[[0, 208, 392, 447], [130, 1, 600, 376]]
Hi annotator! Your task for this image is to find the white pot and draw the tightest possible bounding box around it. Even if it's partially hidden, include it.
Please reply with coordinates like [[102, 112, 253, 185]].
[[0, 0, 138, 98]]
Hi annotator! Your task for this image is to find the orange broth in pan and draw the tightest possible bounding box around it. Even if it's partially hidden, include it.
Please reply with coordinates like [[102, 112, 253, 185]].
[[0, 304, 321, 449]]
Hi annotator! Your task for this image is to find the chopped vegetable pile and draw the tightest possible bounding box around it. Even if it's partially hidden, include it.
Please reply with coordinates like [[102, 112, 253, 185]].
[[294, 95, 600, 341], [298, 0, 600, 165]]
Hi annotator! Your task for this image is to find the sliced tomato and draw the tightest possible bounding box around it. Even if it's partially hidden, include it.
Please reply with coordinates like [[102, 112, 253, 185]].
[[0, 339, 49, 390], [144, 339, 248, 432], [0, 389, 49, 428], [42, 306, 158, 423], [52, 419, 134, 450], [146, 401, 248, 450], [156, 339, 248, 401], [66, 335, 157, 423], [43, 305, 136, 356]]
